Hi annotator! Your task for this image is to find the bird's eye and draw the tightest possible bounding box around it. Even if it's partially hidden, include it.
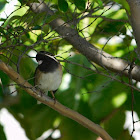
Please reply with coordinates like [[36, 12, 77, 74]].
[[38, 60, 43, 65]]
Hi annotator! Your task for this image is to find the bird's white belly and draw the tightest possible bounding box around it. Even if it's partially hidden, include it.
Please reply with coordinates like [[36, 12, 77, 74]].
[[38, 68, 62, 92]]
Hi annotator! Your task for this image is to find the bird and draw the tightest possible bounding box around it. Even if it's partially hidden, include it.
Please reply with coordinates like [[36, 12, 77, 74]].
[[34, 51, 62, 101]]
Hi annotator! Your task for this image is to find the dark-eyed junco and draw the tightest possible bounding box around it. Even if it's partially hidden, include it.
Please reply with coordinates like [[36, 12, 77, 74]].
[[34, 51, 62, 100]]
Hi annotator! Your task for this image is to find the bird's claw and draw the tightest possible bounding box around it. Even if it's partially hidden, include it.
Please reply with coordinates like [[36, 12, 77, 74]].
[[53, 98, 56, 104]]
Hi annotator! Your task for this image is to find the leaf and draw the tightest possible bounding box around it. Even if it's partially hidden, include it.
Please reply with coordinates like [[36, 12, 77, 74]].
[[94, 0, 103, 7], [19, 56, 36, 80], [94, 21, 126, 36], [14, 26, 25, 33], [0, 18, 6, 22], [42, 24, 49, 33], [58, 0, 68, 12], [104, 110, 125, 138], [89, 78, 129, 122], [0, 124, 6, 140], [0, 27, 5, 35], [74, 0, 86, 11], [45, 12, 59, 24], [37, 34, 45, 42], [18, 0, 38, 5], [125, 89, 140, 118], [59, 117, 97, 140], [25, 32, 30, 39], [118, 130, 135, 140], [0, 0, 7, 12], [0, 71, 10, 97], [112, 0, 130, 12], [32, 25, 42, 30], [3, 16, 21, 27]]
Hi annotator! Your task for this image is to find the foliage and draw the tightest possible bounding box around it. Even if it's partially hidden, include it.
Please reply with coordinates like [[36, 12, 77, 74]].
[[0, 0, 139, 140]]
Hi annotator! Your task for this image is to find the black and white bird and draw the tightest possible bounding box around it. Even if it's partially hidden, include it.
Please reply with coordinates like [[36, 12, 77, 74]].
[[34, 51, 62, 100]]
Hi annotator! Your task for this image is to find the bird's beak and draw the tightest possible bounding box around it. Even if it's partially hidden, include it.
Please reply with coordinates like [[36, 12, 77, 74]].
[[37, 60, 43, 65]]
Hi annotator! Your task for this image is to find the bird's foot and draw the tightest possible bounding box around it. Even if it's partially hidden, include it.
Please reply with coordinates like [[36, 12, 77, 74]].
[[53, 97, 56, 104], [51, 91, 56, 104], [34, 85, 44, 97]]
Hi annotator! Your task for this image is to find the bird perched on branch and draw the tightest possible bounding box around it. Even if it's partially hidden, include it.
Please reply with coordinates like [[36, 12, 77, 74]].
[[34, 51, 62, 101]]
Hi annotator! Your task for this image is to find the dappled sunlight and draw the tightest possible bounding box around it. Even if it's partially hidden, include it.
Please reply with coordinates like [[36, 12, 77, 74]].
[[112, 92, 127, 108]]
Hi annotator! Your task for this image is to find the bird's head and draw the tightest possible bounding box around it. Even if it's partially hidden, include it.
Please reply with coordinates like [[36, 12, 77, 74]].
[[36, 51, 57, 65]]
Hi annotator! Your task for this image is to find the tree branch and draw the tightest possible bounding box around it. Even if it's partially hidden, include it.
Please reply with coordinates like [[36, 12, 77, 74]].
[[28, 1, 140, 81], [127, 0, 140, 53], [0, 60, 113, 140]]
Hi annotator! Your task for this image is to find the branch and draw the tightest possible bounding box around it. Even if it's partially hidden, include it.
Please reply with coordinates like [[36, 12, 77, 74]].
[[127, 0, 140, 53], [28, 1, 140, 81], [0, 60, 113, 140]]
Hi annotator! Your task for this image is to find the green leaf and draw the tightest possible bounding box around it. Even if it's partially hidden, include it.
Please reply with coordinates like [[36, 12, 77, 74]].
[[112, 0, 130, 12], [0, 70, 10, 97], [0, 0, 7, 12], [104, 110, 125, 138], [89, 78, 129, 122], [0, 124, 6, 140], [19, 56, 36, 80], [14, 26, 24, 33], [94, 0, 103, 7], [45, 12, 59, 24], [18, 0, 38, 5], [0, 18, 6, 22], [3, 15, 21, 27], [37, 34, 44, 42], [59, 117, 97, 140], [32, 25, 42, 30], [0, 27, 5, 35], [74, 0, 86, 11], [118, 130, 135, 140], [25, 32, 30, 38], [58, 0, 68, 12], [94, 21, 126, 36], [42, 24, 49, 33]]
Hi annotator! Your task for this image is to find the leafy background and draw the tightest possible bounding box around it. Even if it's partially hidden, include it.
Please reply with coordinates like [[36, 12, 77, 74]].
[[0, 0, 139, 140]]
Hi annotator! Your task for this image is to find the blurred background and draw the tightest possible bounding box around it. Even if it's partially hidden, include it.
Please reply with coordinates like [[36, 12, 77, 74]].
[[0, 0, 140, 140]]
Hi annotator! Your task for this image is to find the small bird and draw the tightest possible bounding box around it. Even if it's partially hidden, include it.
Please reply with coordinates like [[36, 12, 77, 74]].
[[34, 51, 62, 100]]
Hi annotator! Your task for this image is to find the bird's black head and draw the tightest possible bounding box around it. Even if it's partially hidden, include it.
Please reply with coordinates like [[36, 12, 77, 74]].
[[36, 51, 58, 72], [36, 51, 54, 62]]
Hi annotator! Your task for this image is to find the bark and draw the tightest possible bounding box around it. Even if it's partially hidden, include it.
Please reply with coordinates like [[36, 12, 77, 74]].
[[127, 0, 140, 54]]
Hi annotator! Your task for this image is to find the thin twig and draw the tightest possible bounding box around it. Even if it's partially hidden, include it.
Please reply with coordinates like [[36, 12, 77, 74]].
[[128, 58, 136, 140], [59, 59, 140, 92]]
